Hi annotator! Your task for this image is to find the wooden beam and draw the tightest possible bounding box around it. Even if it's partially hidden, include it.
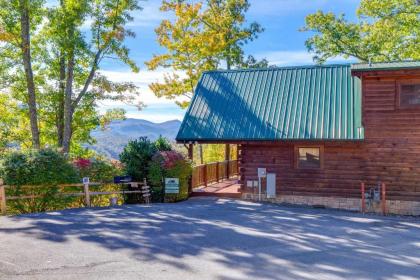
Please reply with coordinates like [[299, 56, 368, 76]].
[[177, 139, 365, 145], [187, 144, 193, 194], [225, 144, 230, 178], [225, 144, 230, 160], [187, 144, 193, 160], [199, 144, 204, 164]]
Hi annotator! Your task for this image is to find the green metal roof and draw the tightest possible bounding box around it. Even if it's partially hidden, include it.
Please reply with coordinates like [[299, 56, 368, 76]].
[[177, 64, 363, 142], [351, 61, 420, 72]]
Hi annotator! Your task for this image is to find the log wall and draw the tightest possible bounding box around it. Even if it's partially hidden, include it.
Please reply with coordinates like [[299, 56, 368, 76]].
[[240, 71, 420, 202]]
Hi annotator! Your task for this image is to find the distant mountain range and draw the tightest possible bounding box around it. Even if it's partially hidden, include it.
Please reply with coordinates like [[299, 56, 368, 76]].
[[88, 118, 182, 159]]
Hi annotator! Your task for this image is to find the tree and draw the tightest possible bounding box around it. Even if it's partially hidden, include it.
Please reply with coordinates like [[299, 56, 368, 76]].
[[19, 0, 42, 149], [146, 0, 264, 108], [0, 93, 29, 153], [238, 55, 270, 69], [119, 137, 157, 181], [201, 0, 264, 69], [0, 0, 142, 153], [0, 0, 44, 148], [302, 0, 420, 63], [154, 136, 173, 152], [53, 0, 141, 153]]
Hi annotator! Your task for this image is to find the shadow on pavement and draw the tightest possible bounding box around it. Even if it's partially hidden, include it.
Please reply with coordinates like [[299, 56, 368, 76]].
[[1, 198, 419, 280]]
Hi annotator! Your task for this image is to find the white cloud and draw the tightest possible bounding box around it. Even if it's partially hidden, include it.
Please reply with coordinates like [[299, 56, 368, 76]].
[[79, 1, 168, 30], [248, 0, 359, 16], [98, 68, 188, 122], [249, 0, 326, 15], [125, 110, 185, 123], [98, 100, 186, 123], [99, 68, 187, 104], [128, 1, 169, 27]]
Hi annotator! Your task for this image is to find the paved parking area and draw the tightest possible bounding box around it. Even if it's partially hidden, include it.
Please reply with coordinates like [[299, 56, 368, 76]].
[[0, 198, 419, 280]]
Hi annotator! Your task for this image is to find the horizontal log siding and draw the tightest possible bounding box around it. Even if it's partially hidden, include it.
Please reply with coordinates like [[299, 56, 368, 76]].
[[240, 73, 420, 202]]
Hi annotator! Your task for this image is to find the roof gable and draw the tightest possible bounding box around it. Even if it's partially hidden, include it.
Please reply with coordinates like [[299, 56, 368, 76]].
[[177, 64, 363, 142]]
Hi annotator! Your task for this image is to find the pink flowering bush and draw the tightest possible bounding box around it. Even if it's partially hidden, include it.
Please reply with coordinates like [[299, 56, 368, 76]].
[[73, 158, 91, 169], [73, 157, 121, 183], [152, 151, 184, 169]]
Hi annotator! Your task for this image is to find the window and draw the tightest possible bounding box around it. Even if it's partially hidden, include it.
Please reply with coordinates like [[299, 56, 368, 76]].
[[295, 146, 323, 169], [399, 83, 420, 108]]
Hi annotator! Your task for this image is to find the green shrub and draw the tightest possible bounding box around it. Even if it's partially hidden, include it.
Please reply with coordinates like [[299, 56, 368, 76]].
[[0, 149, 80, 214], [148, 160, 165, 202], [154, 135, 172, 152], [1, 149, 79, 186], [148, 151, 192, 203], [119, 137, 157, 181], [74, 157, 121, 183], [164, 160, 192, 202]]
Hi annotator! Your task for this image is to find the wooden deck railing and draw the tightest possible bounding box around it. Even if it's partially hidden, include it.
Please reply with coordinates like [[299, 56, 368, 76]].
[[191, 160, 239, 189]]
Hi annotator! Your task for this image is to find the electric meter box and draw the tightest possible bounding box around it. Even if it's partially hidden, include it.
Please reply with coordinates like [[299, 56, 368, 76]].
[[257, 168, 267, 178], [266, 173, 276, 198]]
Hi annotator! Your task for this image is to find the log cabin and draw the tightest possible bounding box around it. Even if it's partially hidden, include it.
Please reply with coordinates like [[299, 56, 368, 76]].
[[176, 61, 420, 215]]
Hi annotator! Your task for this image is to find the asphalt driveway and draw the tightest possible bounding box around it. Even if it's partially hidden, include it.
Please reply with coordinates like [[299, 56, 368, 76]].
[[0, 198, 419, 280]]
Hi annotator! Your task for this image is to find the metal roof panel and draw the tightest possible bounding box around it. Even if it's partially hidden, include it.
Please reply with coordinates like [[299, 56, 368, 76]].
[[177, 64, 364, 141]]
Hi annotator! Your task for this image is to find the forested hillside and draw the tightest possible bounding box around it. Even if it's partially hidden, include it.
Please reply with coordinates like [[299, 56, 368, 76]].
[[89, 119, 181, 159]]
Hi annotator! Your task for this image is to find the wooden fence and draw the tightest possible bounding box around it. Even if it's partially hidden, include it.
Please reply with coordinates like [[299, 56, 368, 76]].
[[191, 159, 239, 188], [0, 178, 150, 215]]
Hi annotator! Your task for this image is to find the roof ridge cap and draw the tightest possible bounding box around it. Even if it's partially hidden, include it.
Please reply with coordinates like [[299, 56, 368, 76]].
[[203, 64, 352, 74]]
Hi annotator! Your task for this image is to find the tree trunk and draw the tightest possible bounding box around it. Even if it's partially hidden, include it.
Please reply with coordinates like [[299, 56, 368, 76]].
[[56, 53, 66, 147], [19, 0, 40, 149], [62, 49, 102, 153], [62, 35, 75, 154], [226, 56, 231, 70]]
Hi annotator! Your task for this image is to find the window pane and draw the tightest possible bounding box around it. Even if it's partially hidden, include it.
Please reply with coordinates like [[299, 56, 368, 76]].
[[400, 84, 420, 107], [298, 147, 320, 169]]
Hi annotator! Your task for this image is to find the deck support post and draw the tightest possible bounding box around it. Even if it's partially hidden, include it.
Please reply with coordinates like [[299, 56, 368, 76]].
[[199, 144, 204, 165], [187, 144, 193, 161], [225, 144, 230, 178], [188, 144, 193, 194]]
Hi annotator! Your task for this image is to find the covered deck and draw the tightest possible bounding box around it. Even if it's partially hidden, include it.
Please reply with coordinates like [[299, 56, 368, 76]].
[[190, 158, 241, 198]]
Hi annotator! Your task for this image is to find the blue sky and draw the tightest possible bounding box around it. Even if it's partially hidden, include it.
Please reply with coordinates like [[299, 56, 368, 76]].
[[99, 0, 360, 123]]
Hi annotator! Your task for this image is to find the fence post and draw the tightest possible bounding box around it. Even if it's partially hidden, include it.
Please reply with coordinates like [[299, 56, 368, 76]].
[[0, 179, 6, 215], [143, 178, 150, 204], [83, 179, 91, 207]]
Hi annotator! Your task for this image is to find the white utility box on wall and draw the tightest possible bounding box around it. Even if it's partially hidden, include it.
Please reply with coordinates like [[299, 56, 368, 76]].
[[266, 173, 276, 198], [257, 168, 267, 178]]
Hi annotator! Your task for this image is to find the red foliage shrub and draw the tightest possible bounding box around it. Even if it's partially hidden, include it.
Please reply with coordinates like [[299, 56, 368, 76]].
[[152, 151, 184, 169], [73, 158, 91, 169]]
